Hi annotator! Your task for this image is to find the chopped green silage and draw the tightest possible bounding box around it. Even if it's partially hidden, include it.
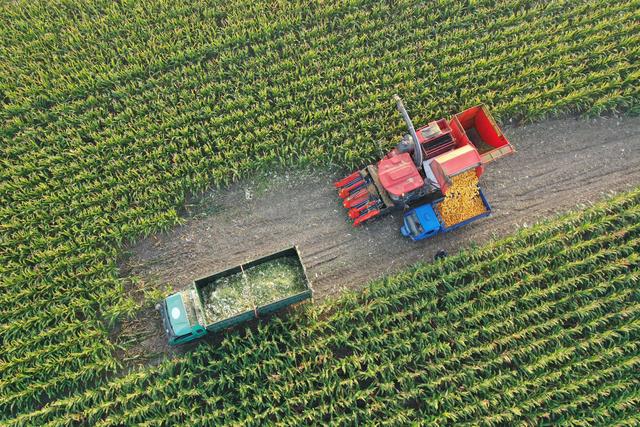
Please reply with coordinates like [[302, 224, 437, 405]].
[[202, 274, 254, 323], [249, 257, 307, 305], [202, 257, 306, 323]]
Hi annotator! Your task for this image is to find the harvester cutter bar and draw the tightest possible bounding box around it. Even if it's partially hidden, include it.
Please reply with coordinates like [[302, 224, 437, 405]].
[[349, 199, 384, 218], [338, 176, 369, 199], [353, 208, 381, 226], [336, 165, 394, 226], [343, 187, 370, 208], [334, 171, 361, 188]]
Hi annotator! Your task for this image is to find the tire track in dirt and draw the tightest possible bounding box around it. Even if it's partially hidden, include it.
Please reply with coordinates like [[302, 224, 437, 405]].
[[124, 116, 640, 305]]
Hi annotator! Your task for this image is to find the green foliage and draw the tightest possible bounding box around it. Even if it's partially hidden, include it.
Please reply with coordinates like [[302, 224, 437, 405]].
[[141, 285, 174, 310], [6, 185, 640, 426], [1, 0, 639, 423]]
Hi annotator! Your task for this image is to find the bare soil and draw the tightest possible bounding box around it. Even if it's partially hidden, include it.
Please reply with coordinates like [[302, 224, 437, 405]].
[[118, 115, 640, 362]]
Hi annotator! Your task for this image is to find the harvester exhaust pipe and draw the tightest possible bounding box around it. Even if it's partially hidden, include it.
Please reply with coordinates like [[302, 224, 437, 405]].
[[393, 94, 423, 167]]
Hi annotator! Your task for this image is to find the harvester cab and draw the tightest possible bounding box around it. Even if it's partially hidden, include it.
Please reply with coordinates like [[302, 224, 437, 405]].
[[335, 95, 514, 240]]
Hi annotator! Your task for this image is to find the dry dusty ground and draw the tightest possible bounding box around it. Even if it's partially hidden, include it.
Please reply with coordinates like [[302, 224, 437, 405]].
[[117, 115, 640, 362]]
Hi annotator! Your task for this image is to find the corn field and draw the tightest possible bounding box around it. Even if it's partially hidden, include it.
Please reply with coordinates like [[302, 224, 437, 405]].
[[1, 0, 639, 423], [4, 188, 640, 425]]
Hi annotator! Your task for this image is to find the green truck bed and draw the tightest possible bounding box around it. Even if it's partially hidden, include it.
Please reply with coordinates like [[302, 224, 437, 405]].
[[158, 247, 312, 345]]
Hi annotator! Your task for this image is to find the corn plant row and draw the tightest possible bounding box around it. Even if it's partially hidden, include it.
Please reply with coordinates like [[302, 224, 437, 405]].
[[6, 181, 632, 412], [0, 187, 635, 416], [3, 1, 635, 169], [4, 0, 615, 206], [4, 188, 640, 425], [222, 263, 639, 425], [2, 9, 636, 237], [0, 0, 540, 117], [2, 0, 599, 133], [66, 263, 640, 425], [2, 2, 635, 267], [3, 1, 636, 174], [0, 199, 620, 420], [102, 242, 636, 426]]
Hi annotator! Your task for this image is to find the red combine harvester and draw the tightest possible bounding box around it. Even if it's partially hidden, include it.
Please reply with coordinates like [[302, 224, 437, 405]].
[[335, 95, 514, 231]]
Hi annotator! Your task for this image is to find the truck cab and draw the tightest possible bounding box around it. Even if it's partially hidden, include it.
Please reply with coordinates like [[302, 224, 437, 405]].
[[157, 285, 207, 345], [400, 204, 441, 241]]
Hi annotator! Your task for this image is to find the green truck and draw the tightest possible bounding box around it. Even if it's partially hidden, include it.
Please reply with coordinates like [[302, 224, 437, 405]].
[[156, 247, 312, 345]]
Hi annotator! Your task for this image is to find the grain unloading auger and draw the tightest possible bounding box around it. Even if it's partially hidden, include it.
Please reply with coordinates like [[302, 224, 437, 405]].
[[335, 95, 515, 240]]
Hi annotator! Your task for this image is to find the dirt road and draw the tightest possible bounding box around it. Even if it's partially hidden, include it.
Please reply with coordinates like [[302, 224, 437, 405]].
[[124, 116, 640, 303]]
